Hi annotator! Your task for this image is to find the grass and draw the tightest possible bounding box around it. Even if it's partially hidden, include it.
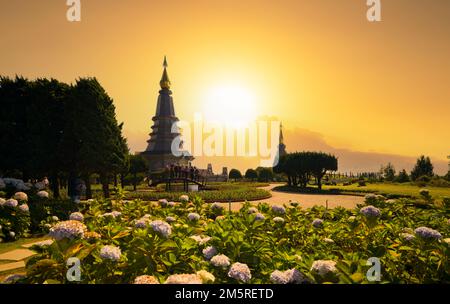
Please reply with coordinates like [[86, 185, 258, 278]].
[[322, 182, 450, 200], [0, 235, 49, 254], [124, 181, 272, 202]]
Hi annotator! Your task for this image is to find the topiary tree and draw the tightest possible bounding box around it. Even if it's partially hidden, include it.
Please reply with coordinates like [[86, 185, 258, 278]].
[[256, 167, 274, 182], [244, 169, 258, 181], [229, 169, 242, 182]]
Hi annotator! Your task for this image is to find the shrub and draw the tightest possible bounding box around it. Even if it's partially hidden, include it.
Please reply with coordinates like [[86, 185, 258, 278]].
[[0, 203, 31, 242]]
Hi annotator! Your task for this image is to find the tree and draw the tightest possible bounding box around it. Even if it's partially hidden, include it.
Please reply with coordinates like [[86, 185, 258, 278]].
[[396, 169, 410, 183], [382, 162, 396, 181], [229, 169, 242, 182], [60, 78, 129, 198], [256, 167, 274, 182], [244, 169, 258, 181], [274, 151, 338, 189], [410, 155, 434, 181], [128, 154, 148, 191]]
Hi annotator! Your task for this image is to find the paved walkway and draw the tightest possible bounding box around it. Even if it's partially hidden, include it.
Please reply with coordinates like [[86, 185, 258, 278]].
[[0, 240, 52, 276], [219, 184, 364, 211]]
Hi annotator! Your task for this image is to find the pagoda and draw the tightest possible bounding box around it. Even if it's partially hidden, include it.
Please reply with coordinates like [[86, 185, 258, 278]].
[[141, 57, 194, 172]]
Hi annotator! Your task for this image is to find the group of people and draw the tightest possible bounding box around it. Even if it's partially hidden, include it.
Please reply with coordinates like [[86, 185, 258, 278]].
[[165, 164, 201, 182]]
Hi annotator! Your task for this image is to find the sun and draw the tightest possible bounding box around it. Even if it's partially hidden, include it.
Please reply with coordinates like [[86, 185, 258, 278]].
[[203, 84, 257, 128]]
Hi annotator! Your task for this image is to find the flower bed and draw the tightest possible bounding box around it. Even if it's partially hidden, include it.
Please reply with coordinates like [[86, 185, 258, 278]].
[[7, 194, 448, 284]]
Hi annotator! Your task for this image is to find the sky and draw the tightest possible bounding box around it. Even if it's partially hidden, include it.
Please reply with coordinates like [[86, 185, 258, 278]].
[[1, 0, 449, 173]]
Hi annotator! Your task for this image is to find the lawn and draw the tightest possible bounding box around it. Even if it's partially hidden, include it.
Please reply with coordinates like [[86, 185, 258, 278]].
[[0, 235, 49, 254], [323, 183, 450, 201]]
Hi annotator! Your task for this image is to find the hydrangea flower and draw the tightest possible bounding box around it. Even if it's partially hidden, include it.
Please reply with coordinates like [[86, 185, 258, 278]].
[[100, 245, 122, 261], [37, 191, 49, 199], [211, 203, 224, 211], [190, 235, 211, 245], [348, 216, 357, 222], [414, 227, 442, 240], [9, 231, 15, 238], [134, 275, 160, 284], [165, 274, 202, 284], [135, 219, 148, 228], [254, 213, 265, 221], [196, 270, 215, 283], [273, 217, 285, 223], [443, 238, 450, 245], [202, 246, 217, 260], [19, 204, 29, 213], [272, 205, 286, 214], [364, 193, 377, 204], [14, 192, 28, 201], [210, 254, 231, 267], [248, 207, 258, 214], [312, 219, 323, 228], [49, 220, 87, 241], [69, 212, 84, 222], [150, 220, 172, 237], [168, 201, 176, 207], [228, 262, 252, 283], [188, 213, 201, 221], [399, 233, 415, 242], [310, 260, 338, 277], [0, 198, 5, 206], [270, 268, 307, 284], [101, 211, 122, 218], [360, 205, 381, 218], [51, 216, 59, 222], [179, 195, 189, 202], [5, 199, 18, 208], [386, 199, 397, 204], [158, 199, 168, 207], [165, 216, 176, 223]]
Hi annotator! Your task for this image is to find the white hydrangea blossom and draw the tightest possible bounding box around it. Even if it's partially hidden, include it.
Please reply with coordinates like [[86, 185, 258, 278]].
[[202, 246, 217, 260], [179, 195, 189, 202], [134, 275, 160, 284], [310, 260, 337, 277], [18, 204, 29, 213], [48, 220, 87, 241], [190, 235, 211, 245], [270, 268, 307, 284], [158, 199, 168, 207], [196, 270, 215, 283], [188, 213, 201, 221], [399, 233, 415, 242], [5, 199, 18, 207], [165, 216, 176, 223], [100, 245, 122, 262], [37, 191, 49, 199], [150, 220, 172, 237], [272, 205, 286, 214], [0, 198, 5, 206], [210, 254, 231, 267], [312, 219, 323, 228], [323, 238, 335, 244], [14, 192, 28, 201], [228, 262, 252, 282], [254, 213, 265, 221], [69, 212, 84, 222], [165, 273, 202, 284], [273, 217, 285, 223]]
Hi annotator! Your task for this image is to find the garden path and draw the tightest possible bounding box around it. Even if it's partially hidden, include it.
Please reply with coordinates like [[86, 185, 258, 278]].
[[219, 184, 365, 211]]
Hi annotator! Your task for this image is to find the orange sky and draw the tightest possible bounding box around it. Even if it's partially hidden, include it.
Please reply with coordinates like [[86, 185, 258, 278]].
[[1, 0, 449, 173]]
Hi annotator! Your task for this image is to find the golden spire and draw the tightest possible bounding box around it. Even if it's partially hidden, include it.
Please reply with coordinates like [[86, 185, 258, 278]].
[[160, 56, 171, 89], [279, 122, 284, 144]]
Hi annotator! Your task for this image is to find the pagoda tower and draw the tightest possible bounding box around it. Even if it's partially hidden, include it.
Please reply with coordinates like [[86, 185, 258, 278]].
[[141, 57, 194, 172], [278, 122, 287, 157]]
